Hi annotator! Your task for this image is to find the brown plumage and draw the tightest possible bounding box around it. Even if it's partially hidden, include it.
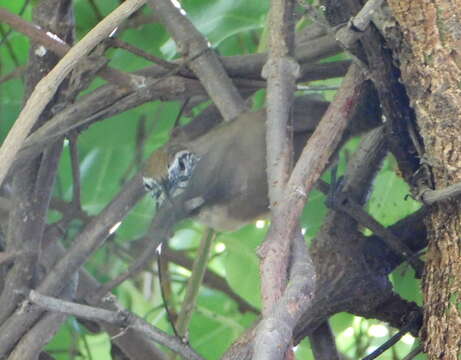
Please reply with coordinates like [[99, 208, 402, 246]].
[[142, 94, 380, 231], [144, 147, 170, 183]]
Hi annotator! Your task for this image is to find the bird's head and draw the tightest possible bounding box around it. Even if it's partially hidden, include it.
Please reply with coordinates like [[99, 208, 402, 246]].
[[143, 147, 200, 206]]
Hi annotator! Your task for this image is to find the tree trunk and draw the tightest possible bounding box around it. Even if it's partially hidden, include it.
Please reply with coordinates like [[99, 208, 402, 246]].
[[387, 1, 461, 359]]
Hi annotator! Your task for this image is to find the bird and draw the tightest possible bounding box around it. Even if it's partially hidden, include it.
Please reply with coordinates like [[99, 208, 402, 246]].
[[142, 109, 269, 231], [141, 94, 380, 232], [143, 146, 200, 208]]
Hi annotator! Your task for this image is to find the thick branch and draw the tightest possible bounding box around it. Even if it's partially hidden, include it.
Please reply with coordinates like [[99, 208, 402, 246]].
[[309, 321, 340, 360], [147, 0, 246, 121], [254, 233, 315, 360]]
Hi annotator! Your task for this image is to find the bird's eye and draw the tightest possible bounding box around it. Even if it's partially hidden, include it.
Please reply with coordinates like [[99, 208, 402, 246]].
[[178, 157, 186, 171], [168, 151, 199, 193]]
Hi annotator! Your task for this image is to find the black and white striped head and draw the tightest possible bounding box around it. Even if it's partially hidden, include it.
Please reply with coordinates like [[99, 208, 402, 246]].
[[143, 150, 200, 207]]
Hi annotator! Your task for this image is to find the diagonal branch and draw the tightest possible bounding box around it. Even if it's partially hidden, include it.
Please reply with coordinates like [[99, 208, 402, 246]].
[[0, 0, 146, 188], [0, 173, 145, 357], [285, 64, 366, 237], [0, 8, 140, 89], [146, 0, 246, 121], [174, 228, 215, 341], [255, 63, 366, 359]]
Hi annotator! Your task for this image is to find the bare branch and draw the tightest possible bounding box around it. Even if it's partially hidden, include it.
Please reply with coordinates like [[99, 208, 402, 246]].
[[147, 0, 246, 121], [254, 233, 315, 360], [0, 0, 146, 188], [0, 0, 73, 331], [419, 182, 461, 205], [29, 290, 128, 324], [175, 228, 215, 339], [255, 2, 314, 357], [109, 38, 176, 70], [68, 134, 82, 210], [28, 290, 205, 360], [335, 0, 385, 48], [0, 8, 140, 88], [329, 193, 424, 277], [8, 273, 78, 360], [309, 321, 340, 360], [0, 174, 145, 357], [286, 64, 366, 233]]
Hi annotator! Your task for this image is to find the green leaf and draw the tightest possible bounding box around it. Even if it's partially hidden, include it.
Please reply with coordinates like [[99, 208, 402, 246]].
[[368, 158, 421, 227], [390, 265, 422, 305], [301, 188, 328, 237], [220, 225, 265, 309], [160, 0, 268, 58], [295, 340, 314, 360], [190, 289, 257, 359]]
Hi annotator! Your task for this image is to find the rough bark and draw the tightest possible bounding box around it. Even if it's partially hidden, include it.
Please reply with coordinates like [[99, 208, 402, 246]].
[[386, 1, 461, 359]]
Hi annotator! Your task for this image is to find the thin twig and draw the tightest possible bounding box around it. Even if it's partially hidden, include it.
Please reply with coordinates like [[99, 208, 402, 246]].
[[0, 8, 136, 88], [0, 0, 30, 49], [175, 228, 215, 340], [109, 38, 176, 69], [68, 134, 82, 210], [0, 24, 20, 66], [162, 246, 259, 314], [401, 345, 423, 360], [173, 97, 191, 129], [361, 312, 421, 360], [0, 66, 25, 84], [158, 252, 180, 337], [86, 0, 104, 21], [330, 193, 424, 277], [90, 218, 162, 301]]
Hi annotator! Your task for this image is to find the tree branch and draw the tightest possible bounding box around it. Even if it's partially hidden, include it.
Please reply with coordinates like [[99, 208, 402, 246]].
[[0, 174, 145, 357], [0, 7, 141, 89], [147, 0, 246, 121], [309, 321, 340, 360], [28, 290, 204, 360], [175, 228, 215, 340], [0, 0, 146, 188]]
